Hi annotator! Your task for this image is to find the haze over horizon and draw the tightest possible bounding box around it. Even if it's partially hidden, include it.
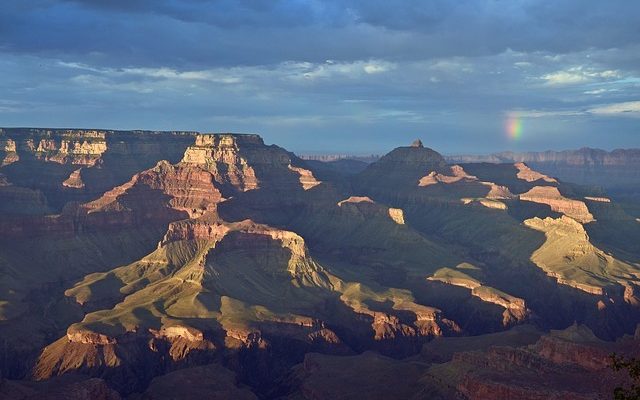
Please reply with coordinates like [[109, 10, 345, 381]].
[[1, 1, 639, 154]]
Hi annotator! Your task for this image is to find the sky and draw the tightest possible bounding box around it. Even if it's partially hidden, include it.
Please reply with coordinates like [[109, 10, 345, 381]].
[[0, 1, 639, 154]]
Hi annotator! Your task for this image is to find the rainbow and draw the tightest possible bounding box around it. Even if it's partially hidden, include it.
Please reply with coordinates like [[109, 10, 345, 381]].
[[505, 114, 523, 140]]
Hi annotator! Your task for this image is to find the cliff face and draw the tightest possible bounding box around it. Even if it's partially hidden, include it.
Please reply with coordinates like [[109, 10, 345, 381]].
[[0, 128, 108, 167], [447, 148, 640, 195], [0, 128, 197, 211], [181, 134, 262, 192], [428, 265, 529, 326], [0, 132, 312, 238], [519, 186, 594, 223], [448, 147, 640, 166]]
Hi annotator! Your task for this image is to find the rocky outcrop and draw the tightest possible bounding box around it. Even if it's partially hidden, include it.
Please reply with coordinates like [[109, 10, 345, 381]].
[[2, 129, 108, 166], [0, 128, 198, 211], [418, 164, 476, 186], [428, 266, 528, 325], [0, 157, 227, 238], [447, 147, 640, 195], [448, 147, 640, 167], [81, 160, 223, 219], [520, 186, 594, 223], [337, 196, 374, 206], [288, 164, 321, 190], [62, 168, 85, 189], [337, 196, 406, 225], [1, 132, 317, 238], [33, 332, 216, 394], [514, 162, 557, 183], [161, 216, 231, 244], [418, 164, 515, 203], [387, 208, 405, 224], [181, 134, 260, 192], [0, 133, 19, 166], [584, 196, 610, 202], [66, 328, 117, 345], [34, 216, 341, 387], [461, 197, 508, 209], [524, 216, 640, 296], [453, 325, 638, 400], [338, 283, 460, 343], [1, 128, 195, 165]]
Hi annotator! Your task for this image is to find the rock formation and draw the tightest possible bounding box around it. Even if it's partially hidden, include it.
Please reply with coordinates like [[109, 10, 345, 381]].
[[520, 186, 594, 223], [428, 264, 529, 325], [0, 128, 198, 211], [524, 216, 640, 296], [1, 130, 639, 399], [450, 325, 639, 400], [447, 147, 640, 197], [514, 162, 557, 183]]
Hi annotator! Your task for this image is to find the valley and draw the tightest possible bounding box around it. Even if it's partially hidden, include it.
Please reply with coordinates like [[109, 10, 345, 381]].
[[1, 128, 639, 399]]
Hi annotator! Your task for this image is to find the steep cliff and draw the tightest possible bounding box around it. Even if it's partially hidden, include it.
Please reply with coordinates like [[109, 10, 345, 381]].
[[448, 147, 640, 197], [0, 128, 197, 211]]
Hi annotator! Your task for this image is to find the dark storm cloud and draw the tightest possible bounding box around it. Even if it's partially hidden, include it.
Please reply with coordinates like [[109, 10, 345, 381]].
[[2, 0, 639, 68], [0, 1, 638, 153]]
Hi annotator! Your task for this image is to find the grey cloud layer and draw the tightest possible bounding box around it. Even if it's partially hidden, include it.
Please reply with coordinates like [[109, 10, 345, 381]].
[[0, 0, 638, 152], [3, 0, 639, 67]]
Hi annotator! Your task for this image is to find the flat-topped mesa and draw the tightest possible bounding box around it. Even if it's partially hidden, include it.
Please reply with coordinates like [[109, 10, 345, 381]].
[[182, 134, 263, 164], [419, 164, 477, 186], [0, 128, 200, 213], [182, 133, 294, 166], [196, 133, 264, 147], [1, 128, 198, 164], [1, 128, 108, 166]]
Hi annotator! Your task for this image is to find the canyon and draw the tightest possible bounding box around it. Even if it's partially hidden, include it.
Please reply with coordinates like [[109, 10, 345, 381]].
[[0, 128, 639, 399]]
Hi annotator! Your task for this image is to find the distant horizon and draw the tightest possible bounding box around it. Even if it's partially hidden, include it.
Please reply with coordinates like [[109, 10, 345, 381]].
[[1, 125, 637, 156]]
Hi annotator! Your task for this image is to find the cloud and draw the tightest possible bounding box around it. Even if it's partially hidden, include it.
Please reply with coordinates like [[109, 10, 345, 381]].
[[508, 109, 586, 118], [589, 101, 640, 116], [0, 1, 639, 152], [509, 101, 640, 119], [1, 1, 640, 69], [542, 67, 620, 85]]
